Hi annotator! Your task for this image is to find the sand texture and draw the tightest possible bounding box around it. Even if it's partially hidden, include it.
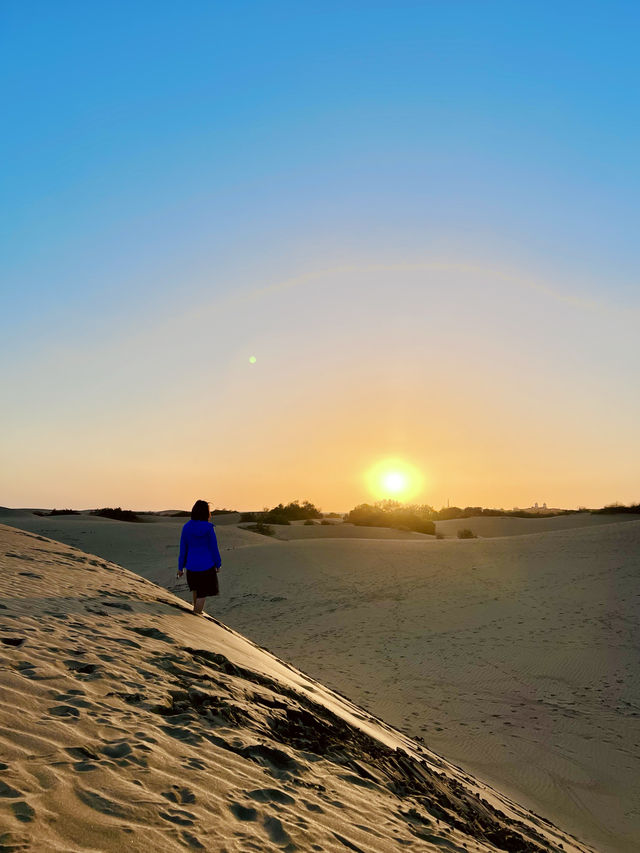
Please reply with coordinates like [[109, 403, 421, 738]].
[[0, 523, 596, 852], [2, 509, 638, 851]]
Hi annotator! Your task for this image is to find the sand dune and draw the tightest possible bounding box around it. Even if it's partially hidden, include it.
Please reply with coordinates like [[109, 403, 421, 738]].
[[3, 508, 639, 851], [433, 513, 640, 539], [211, 522, 640, 853], [0, 523, 593, 852]]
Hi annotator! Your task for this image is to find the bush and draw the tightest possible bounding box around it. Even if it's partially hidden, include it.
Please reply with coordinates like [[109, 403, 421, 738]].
[[345, 502, 436, 535], [591, 503, 640, 515], [244, 522, 275, 537], [435, 532, 444, 539], [303, 519, 316, 526], [264, 500, 321, 522], [457, 528, 476, 539], [320, 519, 332, 525], [241, 500, 321, 526], [90, 507, 143, 523], [33, 508, 79, 516]]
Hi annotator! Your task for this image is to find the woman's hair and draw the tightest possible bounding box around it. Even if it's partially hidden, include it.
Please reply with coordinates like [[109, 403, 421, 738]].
[[191, 499, 210, 521]]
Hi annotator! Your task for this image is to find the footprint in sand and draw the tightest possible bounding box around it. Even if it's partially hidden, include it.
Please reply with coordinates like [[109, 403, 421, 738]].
[[1, 638, 26, 647], [0, 781, 22, 798], [162, 786, 196, 805], [11, 802, 35, 823], [76, 787, 128, 819], [181, 831, 205, 849], [102, 601, 134, 612], [101, 741, 132, 759], [264, 816, 294, 847], [48, 705, 80, 718], [247, 788, 295, 805], [229, 803, 258, 821], [129, 626, 173, 643], [64, 660, 100, 675], [159, 808, 197, 826]]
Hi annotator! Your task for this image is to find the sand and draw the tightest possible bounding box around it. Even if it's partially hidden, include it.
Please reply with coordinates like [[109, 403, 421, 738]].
[[2, 508, 638, 851], [0, 522, 594, 852], [433, 513, 640, 539]]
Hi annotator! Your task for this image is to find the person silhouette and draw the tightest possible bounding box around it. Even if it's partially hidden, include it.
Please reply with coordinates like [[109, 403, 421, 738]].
[[177, 499, 221, 614]]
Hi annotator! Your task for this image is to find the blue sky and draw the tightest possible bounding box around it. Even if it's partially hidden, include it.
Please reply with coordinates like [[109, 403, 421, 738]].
[[2, 2, 639, 509]]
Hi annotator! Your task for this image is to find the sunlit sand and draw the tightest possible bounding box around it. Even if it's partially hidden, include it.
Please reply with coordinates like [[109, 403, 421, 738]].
[[2, 508, 639, 851]]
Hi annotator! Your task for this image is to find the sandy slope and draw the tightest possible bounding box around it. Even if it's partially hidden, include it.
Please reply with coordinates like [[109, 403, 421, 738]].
[[2, 509, 639, 852], [211, 524, 640, 853], [0, 524, 592, 852], [433, 514, 640, 539]]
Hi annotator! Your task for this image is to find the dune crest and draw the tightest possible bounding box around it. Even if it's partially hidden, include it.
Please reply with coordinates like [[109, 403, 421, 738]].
[[0, 523, 594, 852]]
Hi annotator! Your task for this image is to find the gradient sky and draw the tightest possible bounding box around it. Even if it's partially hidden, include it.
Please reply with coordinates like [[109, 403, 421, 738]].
[[2, 1, 639, 512]]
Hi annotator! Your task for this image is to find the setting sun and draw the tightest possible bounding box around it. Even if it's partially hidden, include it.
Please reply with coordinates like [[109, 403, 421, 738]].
[[366, 458, 425, 502], [383, 471, 408, 494]]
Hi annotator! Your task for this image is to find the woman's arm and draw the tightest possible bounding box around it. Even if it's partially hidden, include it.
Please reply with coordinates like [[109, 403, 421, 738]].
[[209, 526, 222, 570], [178, 527, 188, 573]]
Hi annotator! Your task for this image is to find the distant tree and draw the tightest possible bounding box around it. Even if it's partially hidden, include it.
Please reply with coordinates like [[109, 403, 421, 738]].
[[263, 500, 321, 523], [345, 502, 435, 535], [437, 506, 464, 520]]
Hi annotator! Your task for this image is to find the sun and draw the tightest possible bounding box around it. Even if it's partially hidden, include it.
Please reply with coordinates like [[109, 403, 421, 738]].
[[382, 471, 408, 495], [366, 458, 425, 502]]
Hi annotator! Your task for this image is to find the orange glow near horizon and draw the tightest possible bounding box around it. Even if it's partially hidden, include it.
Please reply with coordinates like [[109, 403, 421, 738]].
[[366, 458, 426, 503]]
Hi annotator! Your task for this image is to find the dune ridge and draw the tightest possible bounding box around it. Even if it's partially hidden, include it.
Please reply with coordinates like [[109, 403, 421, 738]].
[[0, 522, 594, 852]]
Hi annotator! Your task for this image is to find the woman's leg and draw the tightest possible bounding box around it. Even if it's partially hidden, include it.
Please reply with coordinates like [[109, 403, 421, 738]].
[[192, 590, 198, 611], [195, 596, 206, 614]]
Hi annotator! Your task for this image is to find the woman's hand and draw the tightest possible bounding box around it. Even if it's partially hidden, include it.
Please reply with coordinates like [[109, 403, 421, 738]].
[[177, 569, 184, 578]]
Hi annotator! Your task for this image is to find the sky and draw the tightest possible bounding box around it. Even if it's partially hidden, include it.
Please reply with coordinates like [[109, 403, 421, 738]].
[[1, 1, 639, 512]]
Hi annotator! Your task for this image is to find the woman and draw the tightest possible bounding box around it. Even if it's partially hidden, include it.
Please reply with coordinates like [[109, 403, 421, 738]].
[[177, 499, 222, 614]]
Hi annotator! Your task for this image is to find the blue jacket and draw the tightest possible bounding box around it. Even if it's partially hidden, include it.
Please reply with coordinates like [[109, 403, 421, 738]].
[[179, 520, 222, 572]]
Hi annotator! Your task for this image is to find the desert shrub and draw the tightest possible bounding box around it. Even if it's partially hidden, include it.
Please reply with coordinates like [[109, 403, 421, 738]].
[[320, 519, 332, 525], [241, 500, 321, 526], [591, 503, 640, 515], [436, 532, 444, 539], [303, 519, 316, 526], [170, 508, 235, 517], [91, 507, 142, 523], [262, 512, 291, 525], [457, 528, 476, 539], [244, 522, 275, 536], [264, 500, 321, 522], [345, 502, 435, 535]]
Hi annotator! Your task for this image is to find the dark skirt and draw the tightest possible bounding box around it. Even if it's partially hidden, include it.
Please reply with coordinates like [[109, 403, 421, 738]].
[[186, 567, 219, 597]]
